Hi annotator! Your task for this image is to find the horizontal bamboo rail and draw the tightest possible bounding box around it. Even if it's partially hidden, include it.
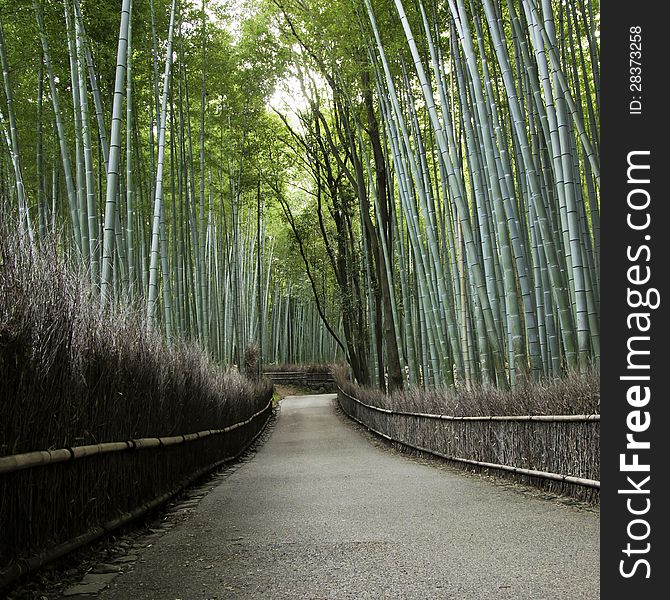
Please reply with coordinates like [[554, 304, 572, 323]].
[[263, 371, 307, 376], [0, 406, 273, 590], [338, 388, 600, 490], [0, 399, 273, 476], [338, 388, 599, 422], [264, 371, 335, 382]]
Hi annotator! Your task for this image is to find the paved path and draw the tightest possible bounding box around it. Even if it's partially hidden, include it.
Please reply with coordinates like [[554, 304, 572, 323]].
[[100, 394, 599, 599]]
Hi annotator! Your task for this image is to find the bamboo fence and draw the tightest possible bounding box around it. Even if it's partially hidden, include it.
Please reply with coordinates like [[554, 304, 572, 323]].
[[0, 397, 273, 590], [263, 370, 336, 391], [338, 387, 599, 502]]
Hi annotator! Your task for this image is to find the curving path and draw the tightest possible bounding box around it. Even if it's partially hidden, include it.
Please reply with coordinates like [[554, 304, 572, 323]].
[[100, 394, 599, 599]]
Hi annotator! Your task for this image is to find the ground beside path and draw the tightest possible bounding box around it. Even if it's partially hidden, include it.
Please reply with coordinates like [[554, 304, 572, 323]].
[[99, 394, 599, 599]]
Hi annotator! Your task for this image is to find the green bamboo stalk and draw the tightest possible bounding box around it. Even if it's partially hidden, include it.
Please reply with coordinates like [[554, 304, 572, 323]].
[[33, 0, 81, 252], [126, 0, 135, 299], [147, 0, 177, 332], [199, 0, 209, 349], [100, 0, 132, 303], [63, 0, 89, 266], [0, 21, 33, 242], [74, 8, 99, 284], [36, 52, 47, 241]]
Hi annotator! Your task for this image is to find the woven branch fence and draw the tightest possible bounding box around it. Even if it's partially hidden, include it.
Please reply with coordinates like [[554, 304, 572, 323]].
[[0, 396, 273, 589], [338, 388, 599, 502]]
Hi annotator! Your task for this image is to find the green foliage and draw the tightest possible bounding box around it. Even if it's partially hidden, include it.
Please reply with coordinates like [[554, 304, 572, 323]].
[[0, 0, 600, 389]]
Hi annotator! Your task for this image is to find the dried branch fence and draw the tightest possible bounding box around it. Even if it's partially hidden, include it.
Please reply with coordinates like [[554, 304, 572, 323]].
[[0, 397, 273, 590], [338, 388, 599, 502]]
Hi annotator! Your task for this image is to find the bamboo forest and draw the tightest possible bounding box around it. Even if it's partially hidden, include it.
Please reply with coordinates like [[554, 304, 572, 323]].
[[0, 0, 599, 387], [0, 0, 600, 593]]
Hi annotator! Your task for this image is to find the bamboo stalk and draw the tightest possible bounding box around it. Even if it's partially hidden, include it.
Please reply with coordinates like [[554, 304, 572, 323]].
[[100, 0, 132, 303]]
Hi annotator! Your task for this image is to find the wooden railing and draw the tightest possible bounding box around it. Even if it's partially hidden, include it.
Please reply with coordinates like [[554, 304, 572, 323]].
[[264, 370, 335, 389]]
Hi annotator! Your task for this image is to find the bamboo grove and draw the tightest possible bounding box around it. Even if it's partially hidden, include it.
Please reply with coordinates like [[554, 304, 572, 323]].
[[0, 0, 341, 370], [0, 0, 599, 391], [267, 0, 599, 390]]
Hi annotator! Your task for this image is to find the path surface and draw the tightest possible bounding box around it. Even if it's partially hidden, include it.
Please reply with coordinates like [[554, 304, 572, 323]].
[[100, 394, 599, 599]]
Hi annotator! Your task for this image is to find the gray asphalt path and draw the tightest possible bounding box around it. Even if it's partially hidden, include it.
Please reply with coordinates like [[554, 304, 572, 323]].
[[100, 394, 599, 599]]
